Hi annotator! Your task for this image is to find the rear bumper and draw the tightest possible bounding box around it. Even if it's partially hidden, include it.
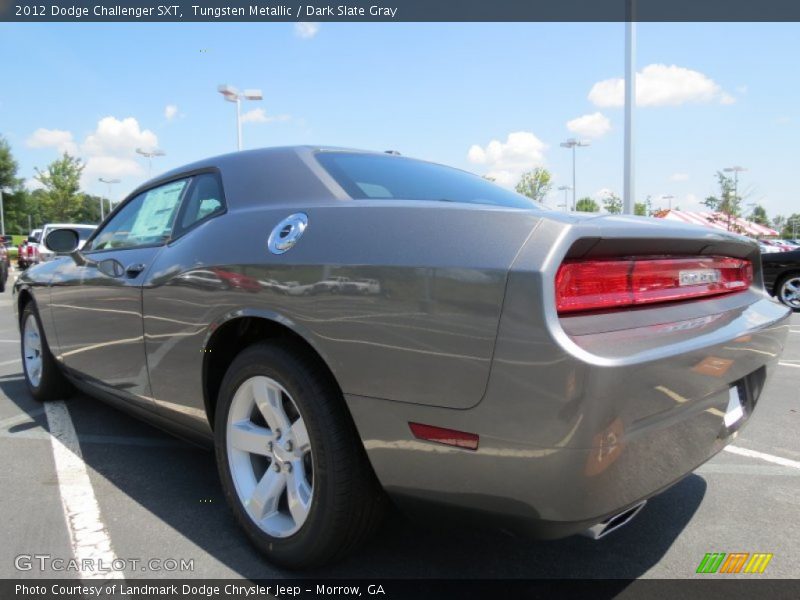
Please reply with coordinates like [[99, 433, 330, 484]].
[[345, 294, 790, 537]]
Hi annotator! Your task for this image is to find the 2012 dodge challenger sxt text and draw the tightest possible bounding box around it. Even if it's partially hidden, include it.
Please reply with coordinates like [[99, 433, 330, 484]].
[[14, 147, 791, 568]]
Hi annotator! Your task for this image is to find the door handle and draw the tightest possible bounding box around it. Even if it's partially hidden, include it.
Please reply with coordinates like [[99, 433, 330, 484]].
[[125, 263, 146, 278]]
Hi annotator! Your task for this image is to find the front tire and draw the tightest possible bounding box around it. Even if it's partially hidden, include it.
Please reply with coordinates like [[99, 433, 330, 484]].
[[215, 341, 386, 568], [21, 303, 72, 401], [776, 273, 800, 311]]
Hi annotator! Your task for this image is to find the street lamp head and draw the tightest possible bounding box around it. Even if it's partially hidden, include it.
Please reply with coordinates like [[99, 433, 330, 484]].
[[136, 148, 165, 158], [243, 89, 263, 101], [557, 185, 572, 191], [98, 178, 121, 184], [560, 138, 590, 149], [217, 84, 240, 102], [724, 166, 747, 173]]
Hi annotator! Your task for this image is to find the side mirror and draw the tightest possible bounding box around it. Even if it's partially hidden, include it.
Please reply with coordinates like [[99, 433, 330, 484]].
[[44, 228, 80, 254]]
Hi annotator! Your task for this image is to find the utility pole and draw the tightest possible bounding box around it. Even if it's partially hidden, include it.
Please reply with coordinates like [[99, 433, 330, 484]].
[[623, 11, 636, 215]]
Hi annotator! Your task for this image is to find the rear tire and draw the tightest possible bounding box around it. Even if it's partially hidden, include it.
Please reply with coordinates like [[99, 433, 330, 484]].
[[214, 341, 386, 568], [21, 303, 73, 401], [776, 273, 800, 311]]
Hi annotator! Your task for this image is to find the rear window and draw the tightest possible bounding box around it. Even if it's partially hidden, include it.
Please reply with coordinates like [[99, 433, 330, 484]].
[[316, 152, 539, 209]]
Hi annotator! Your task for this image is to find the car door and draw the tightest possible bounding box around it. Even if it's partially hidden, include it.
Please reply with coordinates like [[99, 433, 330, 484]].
[[49, 177, 191, 405]]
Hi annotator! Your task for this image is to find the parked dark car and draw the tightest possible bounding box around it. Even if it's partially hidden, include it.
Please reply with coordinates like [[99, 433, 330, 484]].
[[761, 248, 800, 310], [13, 146, 791, 568]]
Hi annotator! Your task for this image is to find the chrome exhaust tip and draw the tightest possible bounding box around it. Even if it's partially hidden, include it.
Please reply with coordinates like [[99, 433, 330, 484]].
[[580, 501, 647, 540]]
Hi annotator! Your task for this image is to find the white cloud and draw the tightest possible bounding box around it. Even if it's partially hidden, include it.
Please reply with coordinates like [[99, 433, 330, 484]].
[[82, 116, 157, 158], [240, 108, 291, 124], [26, 128, 78, 155], [670, 172, 690, 182], [467, 131, 547, 188], [588, 64, 734, 108], [28, 116, 161, 188], [164, 104, 179, 120], [81, 117, 158, 182], [24, 178, 45, 191], [566, 112, 611, 139], [294, 22, 320, 39]]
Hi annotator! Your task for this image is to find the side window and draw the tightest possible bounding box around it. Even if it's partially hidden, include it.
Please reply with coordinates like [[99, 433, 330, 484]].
[[88, 179, 188, 251], [176, 173, 225, 235]]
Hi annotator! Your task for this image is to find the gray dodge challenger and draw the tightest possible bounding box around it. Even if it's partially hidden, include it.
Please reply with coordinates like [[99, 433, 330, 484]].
[[14, 146, 791, 568]]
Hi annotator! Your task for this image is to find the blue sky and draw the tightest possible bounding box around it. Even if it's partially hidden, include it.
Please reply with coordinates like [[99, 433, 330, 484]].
[[0, 22, 797, 217]]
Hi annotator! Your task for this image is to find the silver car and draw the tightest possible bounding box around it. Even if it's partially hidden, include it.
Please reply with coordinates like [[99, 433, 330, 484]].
[[14, 147, 790, 568]]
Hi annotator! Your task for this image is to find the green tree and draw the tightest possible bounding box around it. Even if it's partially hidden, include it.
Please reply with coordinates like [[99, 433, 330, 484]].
[[781, 214, 800, 239], [634, 202, 648, 216], [602, 193, 622, 214], [0, 135, 22, 190], [75, 194, 103, 224], [772, 215, 786, 232], [515, 167, 552, 203], [575, 197, 599, 212], [703, 171, 742, 232], [750, 204, 769, 227], [0, 135, 33, 234], [34, 153, 85, 222]]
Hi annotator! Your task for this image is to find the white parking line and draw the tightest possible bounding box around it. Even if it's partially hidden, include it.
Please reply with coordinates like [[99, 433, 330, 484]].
[[0, 358, 21, 366], [779, 362, 800, 368], [725, 445, 800, 470], [44, 400, 124, 580]]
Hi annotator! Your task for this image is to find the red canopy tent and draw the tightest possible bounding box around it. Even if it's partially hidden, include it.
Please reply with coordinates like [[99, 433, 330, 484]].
[[654, 209, 779, 237]]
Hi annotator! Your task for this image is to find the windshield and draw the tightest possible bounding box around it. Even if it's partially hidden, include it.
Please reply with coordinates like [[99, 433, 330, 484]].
[[316, 151, 539, 210]]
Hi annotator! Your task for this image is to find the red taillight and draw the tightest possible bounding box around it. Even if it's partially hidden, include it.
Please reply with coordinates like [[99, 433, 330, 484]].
[[556, 256, 752, 314], [409, 422, 479, 451]]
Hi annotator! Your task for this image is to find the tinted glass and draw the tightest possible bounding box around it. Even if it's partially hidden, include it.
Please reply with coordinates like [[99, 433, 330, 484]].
[[74, 226, 96, 241], [89, 179, 187, 251], [316, 152, 538, 209], [178, 173, 224, 233]]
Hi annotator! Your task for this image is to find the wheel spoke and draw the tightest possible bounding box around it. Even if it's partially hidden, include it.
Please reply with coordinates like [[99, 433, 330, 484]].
[[290, 419, 310, 452], [252, 378, 292, 434], [286, 464, 312, 526], [247, 468, 286, 522], [229, 420, 273, 455]]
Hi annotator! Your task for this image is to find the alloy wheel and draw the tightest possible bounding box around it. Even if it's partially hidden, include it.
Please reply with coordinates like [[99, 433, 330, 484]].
[[23, 313, 43, 387], [779, 276, 800, 309], [226, 375, 314, 538]]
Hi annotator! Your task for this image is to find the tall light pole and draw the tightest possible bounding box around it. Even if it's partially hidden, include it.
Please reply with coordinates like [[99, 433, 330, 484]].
[[661, 194, 674, 211], [217, 84, 263, 151], [560, 138, 590, 211], [557, 185, 572, 211], [723, 166, 747, 203], [98, 178, 120, 221], [623, 16, 636, 215], [136, 148, 166, 177]]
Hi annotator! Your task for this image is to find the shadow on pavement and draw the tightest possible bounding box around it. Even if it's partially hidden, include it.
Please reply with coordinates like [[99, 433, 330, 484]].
[[2, 382, 707, 581]]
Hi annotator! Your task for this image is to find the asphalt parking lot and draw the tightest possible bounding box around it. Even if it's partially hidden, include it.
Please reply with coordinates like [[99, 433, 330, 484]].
[[0, 266, 798, 581]]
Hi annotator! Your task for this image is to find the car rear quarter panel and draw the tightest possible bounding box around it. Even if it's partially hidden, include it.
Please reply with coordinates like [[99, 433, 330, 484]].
[[142, 201, 542, 432], [344, 216, 791, 528]]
